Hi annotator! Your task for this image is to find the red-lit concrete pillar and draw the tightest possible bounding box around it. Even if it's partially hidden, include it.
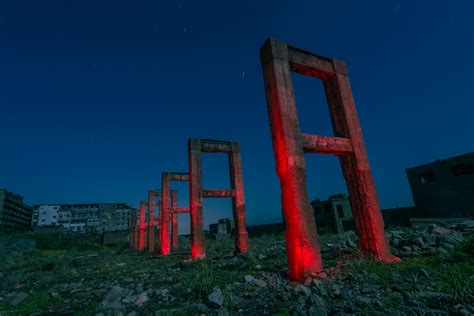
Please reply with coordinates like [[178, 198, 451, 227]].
[[260, 38, 398, 282], [148, 190, 156, 252], [229, 142, 248, 253], [138, 201, 147, 252], [129, 209, 135, 250], [133, 207, 139, 251], [161, 173, 171, 256], [188, 139, 205, 259], [156, 201, 162, 251], [171, 190, 179, 250], [260, 39, 323, 281], [324, 74, 399, 262]]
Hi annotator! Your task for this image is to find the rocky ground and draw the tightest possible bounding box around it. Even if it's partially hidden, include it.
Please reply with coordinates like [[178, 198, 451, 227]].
[[0, 223, 473, 316]]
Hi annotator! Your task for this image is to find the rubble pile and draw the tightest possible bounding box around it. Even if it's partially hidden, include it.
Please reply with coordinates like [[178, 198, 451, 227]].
[[0, 225, 472, 315], [387, 224, 466, 257]]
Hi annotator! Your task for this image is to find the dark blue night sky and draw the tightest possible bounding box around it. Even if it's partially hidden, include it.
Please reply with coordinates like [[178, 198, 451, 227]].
[[1, 1, 473, 233]]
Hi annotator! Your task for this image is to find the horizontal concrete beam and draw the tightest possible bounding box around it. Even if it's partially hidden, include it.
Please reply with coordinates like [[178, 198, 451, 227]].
[[149, 190, 162, 197], [202, 189, 235, 198], [171, 207, 190, 213], [201, 141, 232, 153], [169, 173, 190, 181], [302, 134, 353, 155]]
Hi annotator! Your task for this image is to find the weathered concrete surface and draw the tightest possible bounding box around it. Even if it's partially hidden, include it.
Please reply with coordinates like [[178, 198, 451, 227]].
[[160, 174, 172, 256], [188, 138, 248, 260], [138, 201, 147, 252], [148, 190, 162, 253], [260, 38, 398, 282], [171, 190, 179, 250], [160, 173, 189, 256]]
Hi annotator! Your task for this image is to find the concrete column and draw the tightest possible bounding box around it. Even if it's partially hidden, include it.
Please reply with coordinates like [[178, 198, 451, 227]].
[[133, 207, 139, 250], [160, 173, 171, 255], [171, 190, 179, 250], [148, 190, 155, 252], [188, 138, 205, 259], [138, 201, 147, 252], [156, 219, 161, 251], [129, 209, 135, 250], [229, 142, 248, 254], [260, 39, 323, 282], [324, 73, 399, 262]]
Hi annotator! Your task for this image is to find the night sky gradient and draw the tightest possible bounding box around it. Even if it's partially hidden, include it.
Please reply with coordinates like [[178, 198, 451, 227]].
[[1, 1, 473, 233]]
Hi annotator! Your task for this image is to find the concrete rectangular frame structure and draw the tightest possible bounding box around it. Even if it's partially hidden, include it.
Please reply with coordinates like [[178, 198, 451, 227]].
[[161, 172, 190, 256], [259, 38, 399, 282], [130, 207, 141, 251], [148, 189, 163, 252], [188, 138, 248, 259], [138, 201, 147, 252], [129, 208, 137, 250]]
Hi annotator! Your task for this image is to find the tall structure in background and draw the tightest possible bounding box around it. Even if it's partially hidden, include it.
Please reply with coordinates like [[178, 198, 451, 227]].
[[260, 38, 398, 282], [0, 189, 33, 232], [32, 203, 133, 233], [406, 152, 474, 218], [32, 205, 60, 227], [99, 203, 133, 232], [188, 138, 248, 260]]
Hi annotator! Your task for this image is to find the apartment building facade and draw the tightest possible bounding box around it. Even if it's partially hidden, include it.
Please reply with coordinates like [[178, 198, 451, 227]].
[[0, 189, 34, 232]]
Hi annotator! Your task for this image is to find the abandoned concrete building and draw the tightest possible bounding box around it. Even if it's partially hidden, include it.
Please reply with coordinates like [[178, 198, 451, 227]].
[[311, 194, 353, 234], [99, 203, 134, 232], [406, 152, 474, 219], [31, 205, 60, 227], [32, 203, 133, 233], [0, 189, 33, 232], [209, 218, 232, 240]]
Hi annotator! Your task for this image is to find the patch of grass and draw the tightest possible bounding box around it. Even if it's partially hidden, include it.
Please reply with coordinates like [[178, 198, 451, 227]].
[[272, 309, 293, 316], [35, 234, 104, 251], [437, 261, 473, 304], [174, 260, 242, 300], [345, 236, 474, 304], [0, 292, 63, 315]]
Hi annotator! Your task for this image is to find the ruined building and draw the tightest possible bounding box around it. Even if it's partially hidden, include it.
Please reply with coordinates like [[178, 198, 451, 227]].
[[209, 218, 232, 240], [406, 152, 474, 218], [311, 194, 353, 234], [32, 203, 133, 233], [0, 189, 33, 232]]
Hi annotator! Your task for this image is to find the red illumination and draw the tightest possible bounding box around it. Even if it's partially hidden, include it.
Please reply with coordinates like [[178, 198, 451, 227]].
[[260, 38, 398, 282], [138, 201, 147, 252], [160, 173, 172, 256], [188, 139, 249, 260]]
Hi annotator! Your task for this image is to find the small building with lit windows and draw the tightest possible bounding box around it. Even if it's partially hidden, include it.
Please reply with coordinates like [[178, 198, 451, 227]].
[[405, 152, 474, 218]]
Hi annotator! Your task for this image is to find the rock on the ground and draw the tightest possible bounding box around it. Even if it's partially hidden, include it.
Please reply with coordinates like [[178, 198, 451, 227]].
[[134, 292, 148, 306], [244, 275, 256, 284], [100, 286, 128, 310], [10, 292, 28, 306], [206, 287, 224, 308]]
